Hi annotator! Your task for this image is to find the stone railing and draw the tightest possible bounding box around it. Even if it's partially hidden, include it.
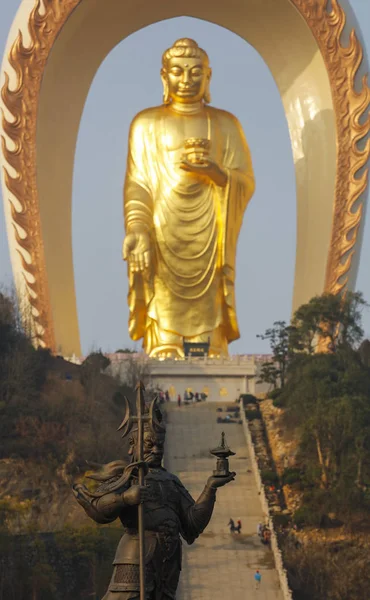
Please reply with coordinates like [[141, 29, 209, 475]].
[[241, 409, 293, 600], [65, 353, 271, 367], [149, 355, 256, 366]]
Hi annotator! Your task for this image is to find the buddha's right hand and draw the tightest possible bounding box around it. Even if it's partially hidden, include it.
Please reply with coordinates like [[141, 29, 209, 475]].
[[123, 231, 151, 272], [123, 485, 150, 505]]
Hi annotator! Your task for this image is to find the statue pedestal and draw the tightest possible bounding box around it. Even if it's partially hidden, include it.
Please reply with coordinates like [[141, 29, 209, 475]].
[[74, 353, 267, 401], [149, 355, 257, 402]]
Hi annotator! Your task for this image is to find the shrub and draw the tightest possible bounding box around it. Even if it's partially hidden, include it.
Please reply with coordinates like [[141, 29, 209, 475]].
[[245, 409, 261, 421], [240, 393, 258, 406], [273, 397, 284, 408], [269, 388, 281, 399], [273, 513, 291, 528], [293, 505, 321, 528], [0, 527, 120, 599], [269, 388, 285, 407], [261, 469, 279, 485], [282, 538, 370, 600], [282, 468, 302, 486]]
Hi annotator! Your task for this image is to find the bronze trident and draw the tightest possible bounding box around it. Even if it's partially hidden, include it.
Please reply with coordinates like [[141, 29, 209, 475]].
[[117, 382, 165, 600]]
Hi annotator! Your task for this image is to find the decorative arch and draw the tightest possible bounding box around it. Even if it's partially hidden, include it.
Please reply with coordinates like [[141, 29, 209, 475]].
[[1, 0, 369, 355]]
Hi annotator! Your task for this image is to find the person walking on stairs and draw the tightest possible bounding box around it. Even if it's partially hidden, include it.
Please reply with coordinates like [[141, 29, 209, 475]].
[[254, 570, 262, 590], [228, 518, 235, 533]]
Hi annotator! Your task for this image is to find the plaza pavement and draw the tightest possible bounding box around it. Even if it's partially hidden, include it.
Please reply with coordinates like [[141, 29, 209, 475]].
[[165, 403, 284, 600]]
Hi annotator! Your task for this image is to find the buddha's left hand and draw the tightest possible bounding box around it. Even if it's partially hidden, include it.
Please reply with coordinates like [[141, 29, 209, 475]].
[[180, 158, 228, 188]]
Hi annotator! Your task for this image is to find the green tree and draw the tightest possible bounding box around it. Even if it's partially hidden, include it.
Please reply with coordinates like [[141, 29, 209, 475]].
[[281, 348, 370, 492], [115, 348, 135, 354], [80, 351, 111, 400], [260, 291, 370, 517], [257, 320, 291, 387], [257, 361, 280, 390], [290, 291, 367, 354], [81, 351, 111, 372], [358, 338, 370, 367]]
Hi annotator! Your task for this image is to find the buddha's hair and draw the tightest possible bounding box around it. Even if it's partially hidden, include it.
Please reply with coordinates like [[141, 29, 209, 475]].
[[162, 38, 210, 68]]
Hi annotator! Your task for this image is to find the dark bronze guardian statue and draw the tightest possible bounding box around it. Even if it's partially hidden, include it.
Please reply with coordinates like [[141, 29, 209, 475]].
[[73, 384, 235, 599]]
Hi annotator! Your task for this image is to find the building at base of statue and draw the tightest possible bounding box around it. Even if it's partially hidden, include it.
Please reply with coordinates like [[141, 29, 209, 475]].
[[103, 354, 271, 401]]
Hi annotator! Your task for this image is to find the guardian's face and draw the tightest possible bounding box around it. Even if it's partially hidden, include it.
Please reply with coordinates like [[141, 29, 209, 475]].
[[130, 431, 165, 467], [143, 431, 165, 467], [164, 56, 210, 104]]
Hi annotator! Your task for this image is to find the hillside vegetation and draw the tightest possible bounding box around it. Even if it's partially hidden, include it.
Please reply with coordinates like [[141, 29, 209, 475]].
[[259, 292, 370, 599], [0, 292, 136, 599]]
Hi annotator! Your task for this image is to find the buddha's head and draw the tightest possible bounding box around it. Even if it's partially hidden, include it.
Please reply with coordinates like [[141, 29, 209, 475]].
[[161, 38, 211, 105]]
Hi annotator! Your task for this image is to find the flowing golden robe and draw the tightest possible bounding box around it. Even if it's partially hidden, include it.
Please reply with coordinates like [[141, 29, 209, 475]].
[[124, 105, 255, 356]]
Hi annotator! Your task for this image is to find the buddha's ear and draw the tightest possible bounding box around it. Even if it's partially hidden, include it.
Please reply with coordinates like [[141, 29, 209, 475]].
[[161, 68, 170, 105], [204, 67, 212, 104]]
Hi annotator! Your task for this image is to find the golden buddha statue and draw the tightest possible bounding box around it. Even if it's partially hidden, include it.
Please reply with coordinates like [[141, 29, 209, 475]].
[[123, 38, 255, 358]]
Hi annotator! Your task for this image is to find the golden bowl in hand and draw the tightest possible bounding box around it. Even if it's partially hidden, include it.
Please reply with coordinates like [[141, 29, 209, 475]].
[[183, 138, 211, 164]]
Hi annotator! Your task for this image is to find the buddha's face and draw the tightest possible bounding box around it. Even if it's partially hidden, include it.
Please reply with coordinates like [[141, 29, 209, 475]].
[[164, 56, 210, 104]]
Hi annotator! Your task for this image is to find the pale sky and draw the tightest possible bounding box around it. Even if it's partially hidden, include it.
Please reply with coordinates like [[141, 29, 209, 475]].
[[0, 1, 369, 355]]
